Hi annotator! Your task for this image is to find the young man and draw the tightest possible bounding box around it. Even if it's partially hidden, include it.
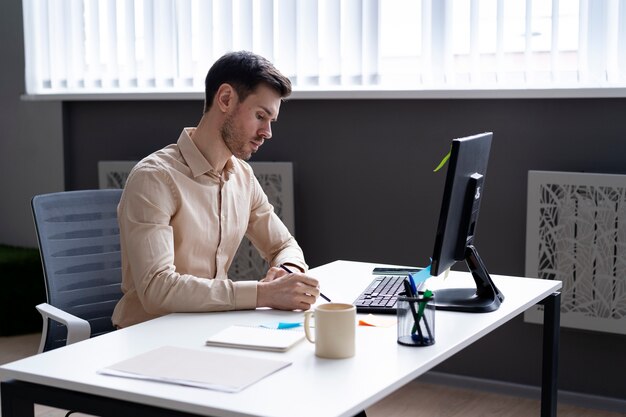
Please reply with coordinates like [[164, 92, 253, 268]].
[[112, 51, 320, 328]]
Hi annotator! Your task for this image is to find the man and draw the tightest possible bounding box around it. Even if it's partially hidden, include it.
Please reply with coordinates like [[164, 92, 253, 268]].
[[112, 51, 320, 328]]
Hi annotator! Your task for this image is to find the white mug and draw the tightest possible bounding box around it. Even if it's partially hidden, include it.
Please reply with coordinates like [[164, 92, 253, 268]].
[[303, 303, 356, 359]]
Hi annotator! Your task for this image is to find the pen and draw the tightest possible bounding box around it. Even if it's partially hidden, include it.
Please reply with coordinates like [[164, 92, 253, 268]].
[[403, 279, 424, 340], [407, 273, 418, 295], [279, 264, 331, 302], [418, 290, 434, 342], [402, 278, 415, 298]]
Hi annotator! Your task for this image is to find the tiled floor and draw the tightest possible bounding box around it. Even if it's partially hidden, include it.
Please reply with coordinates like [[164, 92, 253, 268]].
[[0, 333, 95, 417], [0, 332, 40, 364]]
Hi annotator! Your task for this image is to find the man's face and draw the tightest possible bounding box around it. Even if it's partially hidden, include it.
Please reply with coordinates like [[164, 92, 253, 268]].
[[220, 84, 282, 161]]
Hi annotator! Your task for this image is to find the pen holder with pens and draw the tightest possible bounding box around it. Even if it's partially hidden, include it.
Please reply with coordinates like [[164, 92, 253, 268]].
[[397, 292, 435, 347]]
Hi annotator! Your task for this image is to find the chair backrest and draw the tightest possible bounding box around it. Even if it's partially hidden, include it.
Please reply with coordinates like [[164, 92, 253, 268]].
[[31, 189, 123, 351]]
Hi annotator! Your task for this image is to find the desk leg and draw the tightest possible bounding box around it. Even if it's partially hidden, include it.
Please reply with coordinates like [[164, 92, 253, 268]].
[[0, 380, 206, 417], [1, 380, 36, 417], [539, 292, 560, 417]]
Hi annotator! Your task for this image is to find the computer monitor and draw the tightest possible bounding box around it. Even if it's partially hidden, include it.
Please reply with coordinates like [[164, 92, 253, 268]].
[[430, 132, 504, 312]]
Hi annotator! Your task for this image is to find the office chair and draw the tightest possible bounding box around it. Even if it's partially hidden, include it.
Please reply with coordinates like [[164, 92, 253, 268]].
[[31, 189, 123, 353]]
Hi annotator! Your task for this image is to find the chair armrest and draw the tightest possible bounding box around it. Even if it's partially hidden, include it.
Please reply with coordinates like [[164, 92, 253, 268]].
[[36, 303, 92, 353]]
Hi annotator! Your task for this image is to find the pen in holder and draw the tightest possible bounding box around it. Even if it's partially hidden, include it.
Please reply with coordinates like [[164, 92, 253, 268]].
[[397, 291, 435, 347]]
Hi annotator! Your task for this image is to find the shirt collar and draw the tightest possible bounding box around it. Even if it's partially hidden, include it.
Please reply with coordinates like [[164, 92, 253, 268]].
[[178, 128, 235, 178]]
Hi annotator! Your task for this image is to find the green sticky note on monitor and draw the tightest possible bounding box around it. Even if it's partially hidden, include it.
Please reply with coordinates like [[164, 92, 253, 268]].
[[434, 147, 451, 172]]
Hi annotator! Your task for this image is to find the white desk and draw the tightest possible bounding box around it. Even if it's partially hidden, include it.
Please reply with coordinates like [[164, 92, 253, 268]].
[[0, 260, 562, 417]]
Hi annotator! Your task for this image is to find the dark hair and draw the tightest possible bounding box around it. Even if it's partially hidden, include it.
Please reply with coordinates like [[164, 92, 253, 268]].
[[204, 51, 292, 113]]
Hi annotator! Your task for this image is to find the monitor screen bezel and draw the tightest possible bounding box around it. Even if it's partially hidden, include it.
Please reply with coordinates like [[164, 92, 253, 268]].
[[431, 132, 493, 277]]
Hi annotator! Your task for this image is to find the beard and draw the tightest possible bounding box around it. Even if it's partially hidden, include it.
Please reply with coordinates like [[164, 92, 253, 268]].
[[220, 110, 253, 161]]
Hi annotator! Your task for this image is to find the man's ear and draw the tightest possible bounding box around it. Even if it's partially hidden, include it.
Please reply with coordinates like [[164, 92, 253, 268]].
[[215, 83, 236, 113]]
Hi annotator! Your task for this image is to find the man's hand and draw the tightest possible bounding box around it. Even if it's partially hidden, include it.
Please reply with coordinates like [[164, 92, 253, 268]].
[[257, 267, 320, 311], [259, 266, 286, 283]]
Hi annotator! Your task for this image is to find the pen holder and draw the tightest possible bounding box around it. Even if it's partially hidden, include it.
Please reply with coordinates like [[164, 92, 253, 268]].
[[397, 292, 435, 347]]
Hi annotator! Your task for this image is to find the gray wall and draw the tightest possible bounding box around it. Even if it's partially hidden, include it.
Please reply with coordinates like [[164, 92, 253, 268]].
[[0, 0, 64, 248], [64, 98, 626, 400]]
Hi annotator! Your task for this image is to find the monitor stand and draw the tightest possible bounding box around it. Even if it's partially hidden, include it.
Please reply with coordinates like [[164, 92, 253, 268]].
[[433, 245, 504, 313]]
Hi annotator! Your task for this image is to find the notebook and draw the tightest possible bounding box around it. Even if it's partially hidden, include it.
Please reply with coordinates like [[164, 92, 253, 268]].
[[98, 346, 291, 393], [205, 325, 305, 352]]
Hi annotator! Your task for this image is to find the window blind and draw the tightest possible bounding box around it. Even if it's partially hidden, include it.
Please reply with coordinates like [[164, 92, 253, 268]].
[[22, 0, 626, 96]]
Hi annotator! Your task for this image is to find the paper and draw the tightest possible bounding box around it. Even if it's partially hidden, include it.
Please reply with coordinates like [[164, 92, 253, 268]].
[[434, 146, 452, 172], [358, 314, 396, 327], [408, 264, 432, 287], [260, 321, 303, 329], [98, 346, 291, 393], [205, 325, 305, 352]]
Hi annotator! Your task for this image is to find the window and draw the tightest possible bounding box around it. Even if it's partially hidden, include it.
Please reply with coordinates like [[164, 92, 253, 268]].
[[22, 0, 626, 98]]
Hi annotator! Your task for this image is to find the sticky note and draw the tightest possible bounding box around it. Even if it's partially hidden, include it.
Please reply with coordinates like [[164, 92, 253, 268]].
[[358, 314, 396, 328], [408, 264, 432, 286]]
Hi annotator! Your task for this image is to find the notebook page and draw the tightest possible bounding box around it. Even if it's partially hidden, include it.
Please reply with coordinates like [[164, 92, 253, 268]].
[[99, 346, 291, 393]]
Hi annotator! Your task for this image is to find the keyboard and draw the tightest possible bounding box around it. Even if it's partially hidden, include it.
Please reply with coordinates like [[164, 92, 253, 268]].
[[353, 275, 407, 314]]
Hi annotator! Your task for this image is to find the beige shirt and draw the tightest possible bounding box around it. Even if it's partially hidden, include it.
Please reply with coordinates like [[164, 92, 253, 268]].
[[112, 128, 307, 328]]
